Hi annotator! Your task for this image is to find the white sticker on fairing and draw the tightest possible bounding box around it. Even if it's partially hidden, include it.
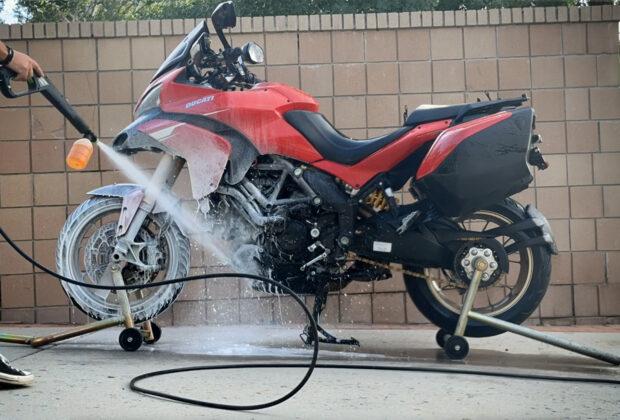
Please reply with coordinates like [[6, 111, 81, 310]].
[[373, 241, 392, 253]]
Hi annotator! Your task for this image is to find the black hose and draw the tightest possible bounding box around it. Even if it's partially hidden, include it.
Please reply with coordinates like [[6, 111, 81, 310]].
[[0, 227, 618, 413]]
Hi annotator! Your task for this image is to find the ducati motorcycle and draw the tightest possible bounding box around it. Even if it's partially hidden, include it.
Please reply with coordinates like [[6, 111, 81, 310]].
[[52, 2, 556, 343]]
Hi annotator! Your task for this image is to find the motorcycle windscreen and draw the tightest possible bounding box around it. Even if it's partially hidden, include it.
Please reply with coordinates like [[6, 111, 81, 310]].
[[139, 119, 232, 200], [415, 108, 534, 218]]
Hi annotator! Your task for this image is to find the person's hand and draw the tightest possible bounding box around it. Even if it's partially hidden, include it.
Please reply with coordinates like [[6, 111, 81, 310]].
[[7, 50, 44, 81]]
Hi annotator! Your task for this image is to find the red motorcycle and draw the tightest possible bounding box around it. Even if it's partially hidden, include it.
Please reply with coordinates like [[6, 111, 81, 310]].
[[5, 2, 556, 350]]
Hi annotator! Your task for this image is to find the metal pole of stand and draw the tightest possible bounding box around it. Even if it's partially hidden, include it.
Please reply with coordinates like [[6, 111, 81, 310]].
[[468, 311, 620, 365], [454, 258, 486, 337], [111, 264, 134, 328]]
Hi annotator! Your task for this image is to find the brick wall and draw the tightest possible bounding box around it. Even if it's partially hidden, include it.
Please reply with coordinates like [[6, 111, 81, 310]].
[[0, 5, 619, 327]]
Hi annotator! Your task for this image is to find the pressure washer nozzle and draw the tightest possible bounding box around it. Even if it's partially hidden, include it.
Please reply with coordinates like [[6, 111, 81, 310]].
[[66, 138, 94, 170]]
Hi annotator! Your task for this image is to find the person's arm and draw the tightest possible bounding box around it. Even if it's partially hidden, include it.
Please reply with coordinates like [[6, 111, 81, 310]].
[[0, 40, 44, 81]]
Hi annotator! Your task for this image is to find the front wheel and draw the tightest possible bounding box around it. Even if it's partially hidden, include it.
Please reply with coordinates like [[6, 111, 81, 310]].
[[56, 196, 190, 322], [405, 199, 552, 337]]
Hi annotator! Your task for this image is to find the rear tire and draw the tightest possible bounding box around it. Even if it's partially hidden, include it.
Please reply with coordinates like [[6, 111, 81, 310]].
[[405, 199, 551, 338]]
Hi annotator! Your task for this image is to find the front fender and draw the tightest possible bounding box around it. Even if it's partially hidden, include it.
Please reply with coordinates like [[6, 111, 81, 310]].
[[87, 183, 169, 215]]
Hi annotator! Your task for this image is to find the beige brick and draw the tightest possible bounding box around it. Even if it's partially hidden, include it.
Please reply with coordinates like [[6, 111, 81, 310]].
[[596, 219, 620, 250], [31, 140, 65, 173], [593, 153, 620, 184], [432, 93, 465, 105], [332, 31, 364, 63], [0, 174, 32, 207], [334, 96, 366, 129], [430, 27, 463, 60], [205, 299, 240, 325], [566, 121, 598, 153], [266, 66, 299, 88], [300, 65, 333, 97], [63, 72, 98, 105], [131, 37, 166, 70], [28, 40, 62, 71], [550, 252, 572, 285], [35, 273, 69, 306], [99, 104, 133, 138], [531, 89, 565, 121], [465, 59, 498, 92], [497, 26, 529, 57], [536, 154, 567, 187], [400, 61, 432, 93], [0, 308, 35, 324], [173, 300, 206, 325], [1, 275, 34, 308], [530, 24, 563, 56], [570, 219, 596, 251], [590, 88, 620, 120], [564, 88, 590, 121], [33, 173, 66, 205], [405, 296, 430, 324], [316, 97, 333, 122], [549, 219, 570, 252], [463, 27, 496, 59], [400, 94, 432, 112], [432, 60, 464, 93], [340, 293, 372, 323], [536, 187, 569, 219], [562, 23, 587, 54], [0, 208, 31, 240], [66, 106, 99, 139], [574, 285, 598, 316], [498, 58, 531, 90], [367, 62, 399, 94], [0, 108, 30, 140], [132, 70, 154, 102], [36, 307, 70, 324], [334, 63, 366, 96], [367, 95, 399, 128], [97, 38, 131, 70], [608, 251, 620, 283], [299, 32, 331, 64], [603, 186, 620, 217], [397, 29, 430, 61], [572, 251, 606, 284], [366, 30, 397, 62], [564, 55, 597, 87], [598, 284, 620, 316], [536, 122, 566, 154], [68, 172, 100, 205], [98, 71, 132, 105], [0, 241, 32, 275], [567, 154, 593, 185], [540, 285, 573, 317], [63, 39, 97, 71], [32, 206, 66, 240], [596, 54, 619, 87], [0, 142, 30, 174], [587, 22, 617, 54], [306, 294, 339, 324], [30, 107, 63, 142], [531, 56, 564, 88], [372, 293, 405, 324], [570, 186, 603, 219]]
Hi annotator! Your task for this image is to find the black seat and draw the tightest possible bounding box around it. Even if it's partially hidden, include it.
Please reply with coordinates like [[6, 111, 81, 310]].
[[405, 104, 469, 126], [285, 111, 413, 165]]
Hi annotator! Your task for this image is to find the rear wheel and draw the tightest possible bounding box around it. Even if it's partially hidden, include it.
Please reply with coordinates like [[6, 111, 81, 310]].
[[405, 199, 551, 337]]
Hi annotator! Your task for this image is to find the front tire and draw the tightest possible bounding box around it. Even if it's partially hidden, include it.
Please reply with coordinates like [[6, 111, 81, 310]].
[[56, 196, 190, 323], [405, 199, 552, 337]]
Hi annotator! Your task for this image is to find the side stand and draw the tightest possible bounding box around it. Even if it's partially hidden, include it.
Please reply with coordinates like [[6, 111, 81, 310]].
[[438, 257, 620, 365], [300, 285, 360, 347]]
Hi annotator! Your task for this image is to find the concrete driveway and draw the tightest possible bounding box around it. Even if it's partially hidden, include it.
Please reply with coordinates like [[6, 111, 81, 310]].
[[1, 324, 619, 419]]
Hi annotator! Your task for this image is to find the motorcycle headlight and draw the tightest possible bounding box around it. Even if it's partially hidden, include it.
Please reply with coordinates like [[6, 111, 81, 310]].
[[135, 84, 162, 117], [242, 42, 264, 64]]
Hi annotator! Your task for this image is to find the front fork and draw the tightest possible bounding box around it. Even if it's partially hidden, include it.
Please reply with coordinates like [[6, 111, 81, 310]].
[[108, 154, 184, 324]]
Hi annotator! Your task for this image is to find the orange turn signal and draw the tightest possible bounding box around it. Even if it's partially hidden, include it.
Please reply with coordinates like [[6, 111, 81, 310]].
[[66, 138, 94, 170]]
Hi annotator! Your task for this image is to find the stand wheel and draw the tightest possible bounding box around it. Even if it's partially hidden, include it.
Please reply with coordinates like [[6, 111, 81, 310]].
[[119, 328, 143, 352], [444, 335, 469, 360], [143, 322, 162, 345], [435, 329, 450, 348]]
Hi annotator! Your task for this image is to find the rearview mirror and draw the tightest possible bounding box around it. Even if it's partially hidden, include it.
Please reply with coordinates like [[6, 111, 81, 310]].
[[211, 1, 236, 31]]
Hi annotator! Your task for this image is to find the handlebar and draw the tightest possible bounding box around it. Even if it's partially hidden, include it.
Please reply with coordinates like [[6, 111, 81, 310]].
[[0, 67, 97, 142]]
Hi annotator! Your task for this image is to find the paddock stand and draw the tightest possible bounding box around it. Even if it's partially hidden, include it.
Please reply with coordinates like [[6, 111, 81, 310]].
[[0, 265, 161, 352], [437, 257, 620, 366]]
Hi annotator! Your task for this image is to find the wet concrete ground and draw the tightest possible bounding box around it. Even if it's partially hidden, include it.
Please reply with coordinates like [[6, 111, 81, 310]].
[[1, 324, 619, 419]]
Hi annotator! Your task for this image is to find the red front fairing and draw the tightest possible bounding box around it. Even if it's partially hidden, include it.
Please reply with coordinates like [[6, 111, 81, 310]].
[[155, 69, 323, 163]]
